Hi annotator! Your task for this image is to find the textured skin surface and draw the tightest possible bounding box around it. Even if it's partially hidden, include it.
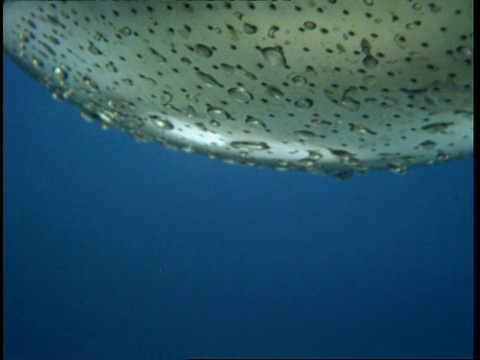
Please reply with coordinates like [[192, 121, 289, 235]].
[[4, 0, 473, 178]]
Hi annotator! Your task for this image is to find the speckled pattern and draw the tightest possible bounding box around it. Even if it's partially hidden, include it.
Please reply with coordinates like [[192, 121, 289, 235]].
[[4, 0, 473, 179]]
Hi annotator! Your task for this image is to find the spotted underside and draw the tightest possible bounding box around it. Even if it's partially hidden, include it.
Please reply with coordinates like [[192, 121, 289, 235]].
[[4, 0, 473, 178]]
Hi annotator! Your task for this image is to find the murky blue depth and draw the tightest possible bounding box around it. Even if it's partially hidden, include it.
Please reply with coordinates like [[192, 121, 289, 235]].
[[4, 57, 474, 359]]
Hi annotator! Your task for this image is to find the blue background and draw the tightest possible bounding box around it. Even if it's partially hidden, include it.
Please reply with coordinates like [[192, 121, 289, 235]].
[[4, 56, 474, 359]]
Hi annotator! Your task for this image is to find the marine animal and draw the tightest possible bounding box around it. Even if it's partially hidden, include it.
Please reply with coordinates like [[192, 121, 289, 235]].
[[4, 0, 473, 179]]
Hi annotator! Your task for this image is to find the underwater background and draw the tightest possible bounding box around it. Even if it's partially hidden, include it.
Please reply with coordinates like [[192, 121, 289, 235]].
[[4, 56, 473, 359]]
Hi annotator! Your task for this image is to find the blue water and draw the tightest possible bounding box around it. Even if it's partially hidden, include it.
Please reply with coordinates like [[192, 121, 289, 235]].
[[4, 56, 474, 359]]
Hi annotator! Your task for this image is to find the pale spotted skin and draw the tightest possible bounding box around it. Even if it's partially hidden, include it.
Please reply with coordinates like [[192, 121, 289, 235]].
[[4, 0, 473, 179]]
